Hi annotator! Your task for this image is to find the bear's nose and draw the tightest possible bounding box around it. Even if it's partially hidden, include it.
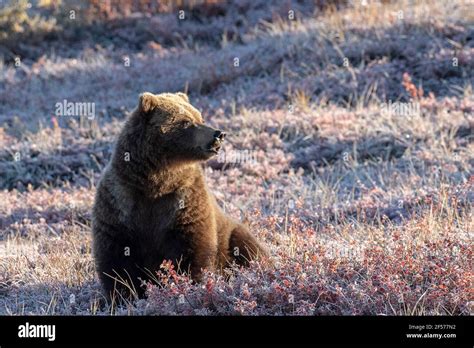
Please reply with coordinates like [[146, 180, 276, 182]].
[[215, 130, 226, 141]]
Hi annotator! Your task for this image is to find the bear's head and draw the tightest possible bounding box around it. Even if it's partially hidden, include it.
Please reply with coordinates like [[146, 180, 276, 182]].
[[130, 92, 226, 164]]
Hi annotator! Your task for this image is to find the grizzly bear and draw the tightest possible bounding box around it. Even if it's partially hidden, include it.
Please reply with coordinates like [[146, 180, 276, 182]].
[[92, 92, 268, 300]]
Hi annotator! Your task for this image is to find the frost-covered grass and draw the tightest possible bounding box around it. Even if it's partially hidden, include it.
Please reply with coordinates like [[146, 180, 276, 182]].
[[0, 0, 472, 315]]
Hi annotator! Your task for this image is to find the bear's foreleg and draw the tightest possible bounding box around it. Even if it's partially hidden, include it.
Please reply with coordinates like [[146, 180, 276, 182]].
[[179, 223, 218, 281]]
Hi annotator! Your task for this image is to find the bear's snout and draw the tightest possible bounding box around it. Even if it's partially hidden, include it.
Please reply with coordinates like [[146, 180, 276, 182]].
[[214, 130, 226, 141], [210, 130, 225, 153], [192, 125, 226, 156]]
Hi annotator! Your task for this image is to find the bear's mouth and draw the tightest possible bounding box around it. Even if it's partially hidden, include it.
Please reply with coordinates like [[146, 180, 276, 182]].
[[202, 133, 225, 157], [207, 139, 223, 155], [197, 144, 221, 158], [207, 145, 221, 155]]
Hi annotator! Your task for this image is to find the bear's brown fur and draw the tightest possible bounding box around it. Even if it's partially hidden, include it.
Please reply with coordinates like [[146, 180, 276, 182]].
[[92, 92, 268, 299]]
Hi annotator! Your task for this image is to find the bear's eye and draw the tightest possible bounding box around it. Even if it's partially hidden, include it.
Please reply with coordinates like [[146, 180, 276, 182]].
[[181, 120, 192, 128]]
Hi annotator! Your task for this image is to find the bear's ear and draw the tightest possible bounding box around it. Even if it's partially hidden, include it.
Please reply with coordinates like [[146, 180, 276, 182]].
[[175, 92, 189, 103], [139, 92, 157, 113]]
